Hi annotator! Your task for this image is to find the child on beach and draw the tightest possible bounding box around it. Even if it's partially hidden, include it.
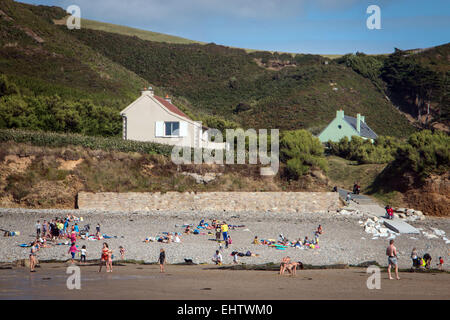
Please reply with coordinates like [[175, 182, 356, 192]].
[[96, 224, 101, 237], [159, 249, 166, 273], [317, 225, 323, 235], [212, 250, 223, 265], [119, 246, 125, 260], [346, 193, 351, 204], [68, 243, 78, 264], [437, 257, 444, 270], [215, 225, 221, 241], [80, 245, 87, 264], [411, 248, 419, 268], [226, 235, 232, 249], [174, 233, 181, 243], [253, 236, 259, 244], [232, 252, 239, 264]]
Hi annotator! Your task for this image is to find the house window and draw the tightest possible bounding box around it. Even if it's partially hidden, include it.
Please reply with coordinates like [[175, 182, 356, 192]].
[[338, 125, 342, 129], [165, 121, 180, 136]]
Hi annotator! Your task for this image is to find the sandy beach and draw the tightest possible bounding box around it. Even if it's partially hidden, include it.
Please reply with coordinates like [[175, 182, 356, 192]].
[[0, 263, 449, 300]]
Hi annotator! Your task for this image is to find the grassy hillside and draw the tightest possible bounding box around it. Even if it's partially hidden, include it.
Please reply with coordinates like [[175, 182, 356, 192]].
[[337, 45, 450, 130], [0, 1, 148, 123], [0, 1, 416, 138], [77, 18, 205, 45], [66, 27, 415, 137]]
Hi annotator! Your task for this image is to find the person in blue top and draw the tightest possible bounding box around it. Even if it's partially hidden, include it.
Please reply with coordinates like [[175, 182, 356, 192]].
[[74, 223, 79, 235], [63, 218, 69, 235]]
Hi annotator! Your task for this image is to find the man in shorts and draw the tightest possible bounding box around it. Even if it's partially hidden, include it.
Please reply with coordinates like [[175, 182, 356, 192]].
[[386, 239, 400, 280]]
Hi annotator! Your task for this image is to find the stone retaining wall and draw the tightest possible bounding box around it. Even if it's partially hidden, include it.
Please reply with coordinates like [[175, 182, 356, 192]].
[[77, 192, 340, 213]]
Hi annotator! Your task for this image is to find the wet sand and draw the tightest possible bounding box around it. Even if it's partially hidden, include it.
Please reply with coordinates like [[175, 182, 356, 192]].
[[0, 263, 448, 300]]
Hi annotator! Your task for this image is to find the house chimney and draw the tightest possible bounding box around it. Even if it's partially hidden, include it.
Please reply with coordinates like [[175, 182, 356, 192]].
[[360, 115, 365, 123], [141, 86, 154, 96], [336, 109, 344, 119], [356, 113, 361, 133], [165, 94, 171, 103]]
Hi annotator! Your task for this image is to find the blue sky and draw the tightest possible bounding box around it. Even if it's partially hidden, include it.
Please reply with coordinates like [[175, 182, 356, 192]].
[[20, 0, 450, 54]]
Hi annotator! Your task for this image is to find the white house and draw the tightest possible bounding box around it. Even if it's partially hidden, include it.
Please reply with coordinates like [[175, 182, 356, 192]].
[[120, 87, 227, 150]]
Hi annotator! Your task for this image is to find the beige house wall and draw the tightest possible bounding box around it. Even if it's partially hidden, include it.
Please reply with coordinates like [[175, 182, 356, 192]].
[[121, 92, 200, 148], [121, 91, 227, 150]]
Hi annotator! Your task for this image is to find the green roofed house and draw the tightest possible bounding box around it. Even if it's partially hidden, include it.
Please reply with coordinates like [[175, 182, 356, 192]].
[[318, 110, 377, 143]]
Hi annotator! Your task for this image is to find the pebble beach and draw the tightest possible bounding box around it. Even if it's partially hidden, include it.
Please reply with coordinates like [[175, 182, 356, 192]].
[[1, 207, 449, 269]]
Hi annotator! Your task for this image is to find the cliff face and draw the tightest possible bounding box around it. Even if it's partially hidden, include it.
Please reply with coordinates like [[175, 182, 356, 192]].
[[403, 172, 450, 217]]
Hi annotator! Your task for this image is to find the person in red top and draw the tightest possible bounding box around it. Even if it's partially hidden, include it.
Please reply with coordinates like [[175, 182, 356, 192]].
[[69, 226, 77, 243], [99, 243, 110, 272], [437, 257, 444, 270], [385, 206, 394, 220]]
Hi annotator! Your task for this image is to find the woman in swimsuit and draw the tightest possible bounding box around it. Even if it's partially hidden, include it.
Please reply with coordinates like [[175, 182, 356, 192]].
[[99, 243, 110, 272], [29, 241, 39, 272]]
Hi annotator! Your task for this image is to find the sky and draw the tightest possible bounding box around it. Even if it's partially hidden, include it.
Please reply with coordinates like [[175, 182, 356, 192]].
[[19, 0, 450, 54]]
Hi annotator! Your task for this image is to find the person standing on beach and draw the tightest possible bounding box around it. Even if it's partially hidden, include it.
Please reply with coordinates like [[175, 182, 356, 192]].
[[96, 224, 101, 237], [80, 245, 87, 264], [411, 248, 419, 268], [42, 220, 48, 238], [159, 249, 166, 273], [35, 220, 41, 238], [119, 246, 125, 260], [68, 242, 78, 264], [99, 243, 110, 272], [279, 256, 291, 275], [215, 224, 221, 241], [221, 222, 229, 243], [386, 240, 400, 280], [29, 240, 39, 272], [107, 247, 113, 272]]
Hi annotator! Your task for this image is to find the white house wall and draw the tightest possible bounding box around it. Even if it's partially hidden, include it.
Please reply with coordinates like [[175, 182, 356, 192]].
[[121, 95, 200, 148]]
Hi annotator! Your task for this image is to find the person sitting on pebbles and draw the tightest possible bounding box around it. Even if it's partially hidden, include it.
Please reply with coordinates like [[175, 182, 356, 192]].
[[212, 250, 223, 265]]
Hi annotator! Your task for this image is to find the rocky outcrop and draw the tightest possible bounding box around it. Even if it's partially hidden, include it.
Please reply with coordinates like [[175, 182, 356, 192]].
[[403, 172, 450, 217]]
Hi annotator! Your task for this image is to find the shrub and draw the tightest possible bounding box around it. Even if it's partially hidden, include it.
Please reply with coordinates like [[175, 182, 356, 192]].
[[395, 130, 449, 178], [0, 128, 174, 156], [280, 130, 327, 179], [328, 135, 400, 164]]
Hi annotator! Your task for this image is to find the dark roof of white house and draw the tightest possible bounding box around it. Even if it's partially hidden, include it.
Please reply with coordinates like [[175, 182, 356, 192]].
[[343, 115, 378, 139]]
